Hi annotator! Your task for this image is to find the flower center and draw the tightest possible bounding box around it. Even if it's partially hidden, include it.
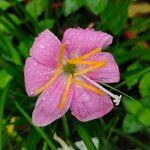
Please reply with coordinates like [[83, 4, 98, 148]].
[[63, 63, 76, 74], [34, 43, 122, 110]]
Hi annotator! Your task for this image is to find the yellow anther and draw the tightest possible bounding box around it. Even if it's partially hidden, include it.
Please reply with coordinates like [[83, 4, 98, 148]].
[[74, 60, 106, 76], [34, 67, 62, 96], [58, 43, 65, 66], [72, 79, 104, 96], [67, 48, 101, 63], [59, 74, 72, 110], [67, 60, 104, 65]]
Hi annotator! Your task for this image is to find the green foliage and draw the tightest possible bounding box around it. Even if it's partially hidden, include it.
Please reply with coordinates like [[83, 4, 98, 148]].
[[123, 114, 142, 133], [64, 0, 84, 16], [0, 0, 150, 149], [85, 0, 108, 15], [26, 0, 48, 18], [0, 70, 12, 88], [100, 0, 131, 35], [0, 0, 11, 10], [123, 97, 150, 133], [139, 72, 150, 97]]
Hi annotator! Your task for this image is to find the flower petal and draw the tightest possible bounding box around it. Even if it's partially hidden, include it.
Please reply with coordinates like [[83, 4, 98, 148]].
[[71, 79, 113, 121], [62, 28, 112, 58], [32, 75, 74, 127], [30, 29, 61, 66], [24, 57, 56, 96], [86, 52, 120, 83]]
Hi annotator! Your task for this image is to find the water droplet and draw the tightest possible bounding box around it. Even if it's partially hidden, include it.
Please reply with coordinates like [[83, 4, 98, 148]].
[[45, 76, 49, 80], [66, 40, 70, 45], [40, 44, 45, 48], [30, 91, 34, 95], [33, 62, 37, 67], [57, 114, 61, 118]]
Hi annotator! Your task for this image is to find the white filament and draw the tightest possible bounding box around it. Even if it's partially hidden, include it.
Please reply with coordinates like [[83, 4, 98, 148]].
[[81, 75, 122, 105]]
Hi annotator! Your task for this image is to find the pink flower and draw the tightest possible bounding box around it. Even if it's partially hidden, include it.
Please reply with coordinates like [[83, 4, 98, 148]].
[[24, 28, 121, 127]]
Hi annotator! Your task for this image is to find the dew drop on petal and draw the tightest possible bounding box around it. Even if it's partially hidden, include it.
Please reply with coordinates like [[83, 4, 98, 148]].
[[33, 62, 38, 67], [66, 40, 70, 45], [45, 76, 49, 80], [30, 91, 34, 95], [40, 44, 45, 48]]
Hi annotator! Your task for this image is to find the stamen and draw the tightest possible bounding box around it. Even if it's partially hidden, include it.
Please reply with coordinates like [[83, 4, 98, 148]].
[[67, 60, 105, 65], [74, 61, 106, 76], [59, 74, 72, 110], [67, 48, 101, 63], [81, 75, 122, 105], [34, 67, 62, 96], [58, 43, 65, 66], [72, 79, 104, 96]]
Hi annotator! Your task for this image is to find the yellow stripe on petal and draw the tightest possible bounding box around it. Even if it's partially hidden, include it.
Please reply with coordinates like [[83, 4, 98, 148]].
[[58, 43, 65, 66], [34, 44, 65, 96], [35, 67, 62, 96], [74, 60, 106, 76], [67, 48, 101, 63], [59, 74, 72, 110], [72, 79, 105, 96]]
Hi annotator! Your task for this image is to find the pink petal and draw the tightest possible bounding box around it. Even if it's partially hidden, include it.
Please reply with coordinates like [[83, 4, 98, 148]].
[[62, 28, 112, 58], [70, 79, 113, 122], [30, 29, 61, 66], [86, 52, 120, 83], [32, 75, 74, 127], [24, 57, 56, 96]]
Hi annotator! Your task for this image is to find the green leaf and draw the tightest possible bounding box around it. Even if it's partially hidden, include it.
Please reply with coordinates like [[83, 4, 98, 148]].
[[26, 0, 48, 18], [115, 46, 150, 64], [0, 33, 22, 65], [85, 0, 108, 15], [0, 0, 11, 10], [0, 70, 12, 89], [123, 97, 143, 115], [125, 62, 142, 89], [130, 17, 150, 34], [63, 0, 84, 16], [100, 0, 131, 35], [141, 97, 150, 109], [72, 120, 97, 150], [139, 72, 150, 97], [123, 114, 142, 133], [138, 108, 150, 126], [39, 19, 54, 31], [124, 63, 150, 90]]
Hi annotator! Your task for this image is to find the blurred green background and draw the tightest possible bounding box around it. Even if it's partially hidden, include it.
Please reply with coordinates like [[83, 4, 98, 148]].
[[0, 0, 150, 149]]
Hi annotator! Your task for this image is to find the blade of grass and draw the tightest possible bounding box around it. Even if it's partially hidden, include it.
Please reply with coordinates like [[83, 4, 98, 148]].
[[13, 0, 40, 34], [72, 119, 97, 150], [14, 101, 57, 150], [0, 32, 22, 66], [0, 83, 10, 150], [62, 115, 70, 138], [0, 8, 25, 38]]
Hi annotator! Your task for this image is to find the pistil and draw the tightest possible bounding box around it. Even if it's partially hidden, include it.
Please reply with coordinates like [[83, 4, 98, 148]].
[[81, 75, 122, 105]]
